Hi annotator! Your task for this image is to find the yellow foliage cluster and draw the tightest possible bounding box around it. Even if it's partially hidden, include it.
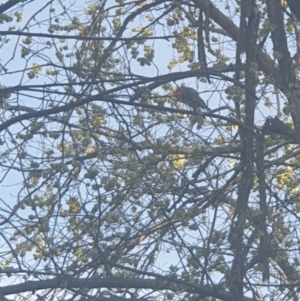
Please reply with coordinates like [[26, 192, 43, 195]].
[[169, 154, 186, 169], [277, 166, 295, 189]]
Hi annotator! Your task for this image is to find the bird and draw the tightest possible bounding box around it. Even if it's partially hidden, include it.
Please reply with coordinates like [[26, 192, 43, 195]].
[[173, 87, 210, 111]]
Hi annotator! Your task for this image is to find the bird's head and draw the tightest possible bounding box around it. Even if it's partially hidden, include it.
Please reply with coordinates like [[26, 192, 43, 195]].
[[173, 89, 183, 100]]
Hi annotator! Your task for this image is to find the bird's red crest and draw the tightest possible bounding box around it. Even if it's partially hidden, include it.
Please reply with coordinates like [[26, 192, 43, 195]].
[[174, 89, 182, 100]]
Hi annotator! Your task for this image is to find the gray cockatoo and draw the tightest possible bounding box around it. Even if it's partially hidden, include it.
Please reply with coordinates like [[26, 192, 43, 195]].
[[173, 87, 210, 111]]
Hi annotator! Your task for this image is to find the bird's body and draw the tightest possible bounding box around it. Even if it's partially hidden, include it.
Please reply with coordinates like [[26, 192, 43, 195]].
[[173, 87, 210, 111]]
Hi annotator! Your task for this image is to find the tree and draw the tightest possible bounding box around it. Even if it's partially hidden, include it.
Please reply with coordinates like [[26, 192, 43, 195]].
[[0, 0, 300, 300]]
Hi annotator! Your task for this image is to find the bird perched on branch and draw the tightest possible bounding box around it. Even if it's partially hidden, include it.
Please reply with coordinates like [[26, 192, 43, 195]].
[[173, 87, 210, 111]]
